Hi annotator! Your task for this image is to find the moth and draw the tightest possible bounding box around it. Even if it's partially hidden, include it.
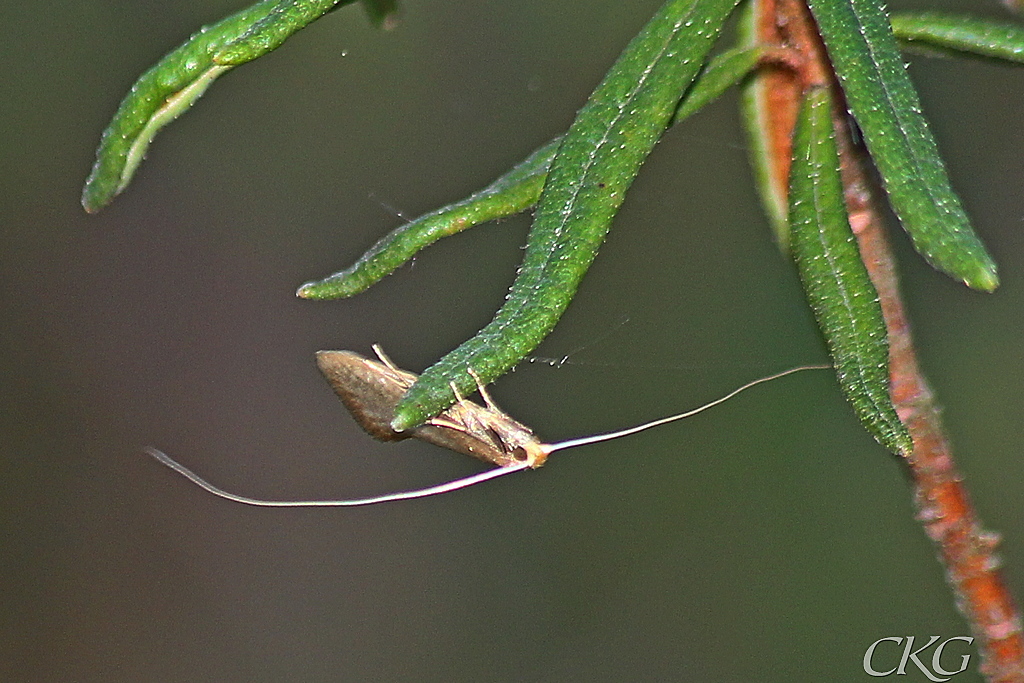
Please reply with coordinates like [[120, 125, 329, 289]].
[[145, 347, 826, 507], [315, 345, 549, 470]]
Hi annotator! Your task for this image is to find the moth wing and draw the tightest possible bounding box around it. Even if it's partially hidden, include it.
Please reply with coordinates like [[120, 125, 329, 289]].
[[316, 350, 412, 442]]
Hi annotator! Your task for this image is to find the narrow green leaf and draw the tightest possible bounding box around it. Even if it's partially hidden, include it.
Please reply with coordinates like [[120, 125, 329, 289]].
[[737, 0, 791, 247], [806, 0, 999, 292], [891, 13, 1024, 64], [297, 141, 555, 299], [298, 46, 763, 300], [82, 0, 279, 212], [392, 0, 742, 432], [214, 0, 348, 66], [82, 0, 356, 213], [673, 46, 766, 122], [789, 87, 912, 456]]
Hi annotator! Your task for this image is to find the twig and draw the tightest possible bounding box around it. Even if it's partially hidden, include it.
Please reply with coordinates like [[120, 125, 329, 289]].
[[844, 151, 1024, 683], [754, 0, 1024, 678]]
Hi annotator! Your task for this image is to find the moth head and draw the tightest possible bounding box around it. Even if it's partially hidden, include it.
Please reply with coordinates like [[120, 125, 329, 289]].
[[511, 441, 551, 469]]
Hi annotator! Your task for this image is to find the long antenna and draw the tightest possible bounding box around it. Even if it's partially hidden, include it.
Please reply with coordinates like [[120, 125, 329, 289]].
[[144, 447, 529, 507], [145, 364, 828, 506], [543, 364, 829, 454]]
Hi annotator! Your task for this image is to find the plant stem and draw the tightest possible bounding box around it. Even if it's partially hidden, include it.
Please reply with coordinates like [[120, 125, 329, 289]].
[[753, 0, 1024, 677], [843, 146, 1024, 683]]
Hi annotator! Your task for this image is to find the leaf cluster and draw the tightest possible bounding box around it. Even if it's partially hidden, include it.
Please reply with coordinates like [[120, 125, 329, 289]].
[[82, 0, 1024, 453]]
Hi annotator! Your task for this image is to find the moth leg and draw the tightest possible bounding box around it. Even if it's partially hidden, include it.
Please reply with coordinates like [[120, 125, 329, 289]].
[[467, 367, 502, 412], [428, 417, 463, 431], [419, 382, 472, 430], [446, 380, 488, 433], [449, 379, 469, 404], [424, 388, 498, 447], [371, 344, 400, 372], [449, 376, 508, 451], [427, 413, 472, 434], [425, 415, 504, 458], [369, 344, 415, 389]]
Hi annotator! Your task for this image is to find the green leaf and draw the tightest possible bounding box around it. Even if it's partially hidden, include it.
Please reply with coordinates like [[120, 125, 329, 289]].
[[673, 45, 766, 122], [789, 87, 912, 457], [391, 0, 743, 432], [737, 0, 791, 248], [214, 0, 349, 66], [82, 0, 355, 213], [297, 45, 764, 300], [297, 140, 556, 299], [891, 13, 1024, 64], [806, 0, 999, 292], [82, 0, 277, 212]]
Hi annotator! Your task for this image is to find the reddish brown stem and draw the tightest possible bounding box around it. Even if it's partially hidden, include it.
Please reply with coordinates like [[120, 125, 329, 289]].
[[845, 151, 1024, 683], [751, 0, 1024, 678]]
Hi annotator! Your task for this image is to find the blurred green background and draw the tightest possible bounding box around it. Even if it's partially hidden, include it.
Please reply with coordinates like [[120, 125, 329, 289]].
[[3, 0, 1022, 680]]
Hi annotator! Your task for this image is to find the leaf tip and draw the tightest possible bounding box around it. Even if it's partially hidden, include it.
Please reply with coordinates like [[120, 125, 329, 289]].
[[389, 406, 419, 433], [967, 264, 1000, 293], [890, 424, 914, 458], [81, 177, 112, 214], [295, 275, 356, 300], [81, 192, 101, 215]]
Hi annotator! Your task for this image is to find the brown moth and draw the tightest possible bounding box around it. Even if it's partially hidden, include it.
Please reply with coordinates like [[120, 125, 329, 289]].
[[315, 345, 549, 469], [144, 347, 826, 507]]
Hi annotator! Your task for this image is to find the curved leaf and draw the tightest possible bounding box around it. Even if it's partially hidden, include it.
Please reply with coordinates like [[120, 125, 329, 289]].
[[297, 140, 557, 299], [673, 45, 766, 122], [298, 46, 764, 300], [806, 0, 999, 292], [391, 0, 742, 432], [891, 13, 1024, 64], [738, 0, 793, 248], [82, 0, 354, 213], [789, 87, 911, 456], [214, 0, 348, 66]]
